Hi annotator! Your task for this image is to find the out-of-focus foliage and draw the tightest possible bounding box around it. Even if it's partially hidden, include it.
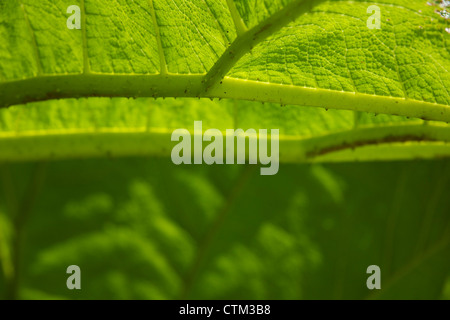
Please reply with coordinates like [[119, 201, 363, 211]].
[[0, 158, 448, 299]]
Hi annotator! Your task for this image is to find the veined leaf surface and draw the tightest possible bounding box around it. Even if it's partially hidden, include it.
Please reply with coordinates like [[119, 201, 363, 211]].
[[0, 0, 450, 162], [0, 0, 449, 301]]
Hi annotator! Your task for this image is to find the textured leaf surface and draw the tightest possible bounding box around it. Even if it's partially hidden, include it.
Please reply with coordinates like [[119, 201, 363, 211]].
[[1, 0, 450, 162], [1, 0, 449, 118]]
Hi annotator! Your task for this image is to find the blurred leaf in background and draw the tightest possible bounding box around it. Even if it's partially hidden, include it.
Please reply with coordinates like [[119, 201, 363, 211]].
[[0, 157, 449, 299]]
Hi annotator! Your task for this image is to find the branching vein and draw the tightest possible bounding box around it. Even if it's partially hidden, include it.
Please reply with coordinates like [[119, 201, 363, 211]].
[[81, 0, 90, 74], [17, 0, 43, 75], [148, 0, 168, 76], [225, 0, 248, 36], [203, 0, 326, 92]]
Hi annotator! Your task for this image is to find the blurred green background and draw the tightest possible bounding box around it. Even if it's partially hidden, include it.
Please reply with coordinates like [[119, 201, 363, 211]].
[[0, 158, 449, 299]]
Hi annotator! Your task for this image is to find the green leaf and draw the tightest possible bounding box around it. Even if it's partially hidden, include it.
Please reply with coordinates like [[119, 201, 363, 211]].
[[0, 0, 449, 301], [1, 97, 450, 162], [1, 0, 449, 119], [1, 0, 450, 163]]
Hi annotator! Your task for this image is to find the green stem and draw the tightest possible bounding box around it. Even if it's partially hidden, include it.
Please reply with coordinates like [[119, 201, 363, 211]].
[[203, 0, 325, 91], [1, 75, 449, 122], [0, 123, 449, 163]]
